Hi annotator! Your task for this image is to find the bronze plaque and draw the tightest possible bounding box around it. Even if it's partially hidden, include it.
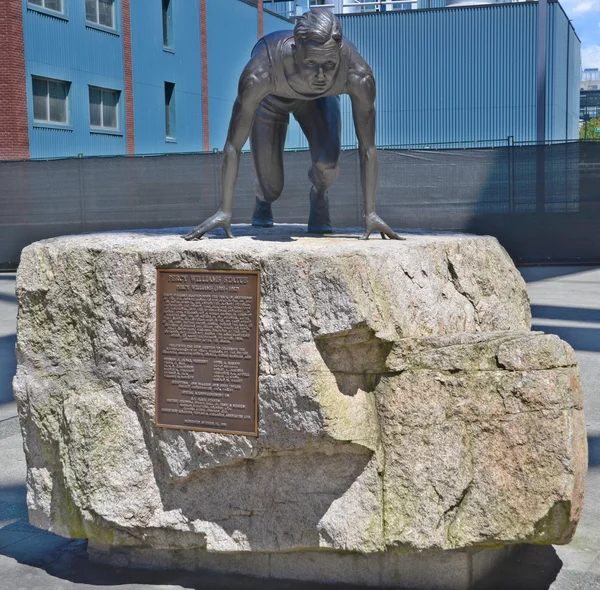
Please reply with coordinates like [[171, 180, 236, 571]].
[[155, 269, 260, 436]]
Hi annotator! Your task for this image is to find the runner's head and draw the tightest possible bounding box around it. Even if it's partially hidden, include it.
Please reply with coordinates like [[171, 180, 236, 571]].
[[293, 9, 342, 93]]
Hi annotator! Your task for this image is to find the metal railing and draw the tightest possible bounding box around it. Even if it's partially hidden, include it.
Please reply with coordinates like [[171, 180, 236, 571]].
[[264, 0, 539, 16], [263, 0, 416, 17], [337, 1, 417, 10], [312, 0, 417, 13], [262, 1, 299, 18]]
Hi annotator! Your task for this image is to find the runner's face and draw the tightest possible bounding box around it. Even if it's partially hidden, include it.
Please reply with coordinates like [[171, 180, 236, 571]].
[[296, 41, 340, 92]]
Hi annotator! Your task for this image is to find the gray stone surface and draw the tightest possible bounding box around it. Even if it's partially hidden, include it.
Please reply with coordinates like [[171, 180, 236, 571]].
[[2, 263, 600, 590], [12, 227, 588, 585], [86, 542, 513, 590]]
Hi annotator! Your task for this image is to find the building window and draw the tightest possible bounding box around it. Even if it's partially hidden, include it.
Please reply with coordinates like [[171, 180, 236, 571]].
[[162, 0, 173, 48], [86, 0, 115, 29], [89, 86, 119, 130], [29, 0, 63, 13], [32, 77, 69, 125], [165, 82, 176, 139]]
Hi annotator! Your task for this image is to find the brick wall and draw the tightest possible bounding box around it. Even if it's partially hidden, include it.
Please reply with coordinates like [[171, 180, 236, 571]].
[[0, 1, 29, 160], [122, 0, 135, 155]]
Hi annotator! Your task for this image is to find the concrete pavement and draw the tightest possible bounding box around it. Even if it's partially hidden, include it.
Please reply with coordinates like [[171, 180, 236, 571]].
[[1, 266, 599, 590]]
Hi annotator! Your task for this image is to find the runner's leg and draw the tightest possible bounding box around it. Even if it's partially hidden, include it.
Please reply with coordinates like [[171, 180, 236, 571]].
[[294, 96, 341, 233], [250, 103, 289, 227]]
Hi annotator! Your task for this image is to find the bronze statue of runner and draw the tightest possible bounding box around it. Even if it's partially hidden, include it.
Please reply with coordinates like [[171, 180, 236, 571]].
[[185, 9, 402, 241]]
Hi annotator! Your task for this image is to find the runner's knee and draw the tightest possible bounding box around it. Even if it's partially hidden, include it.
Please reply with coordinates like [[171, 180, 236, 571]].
[[310, 161, 340, 189], [256, 177, 284, 203]]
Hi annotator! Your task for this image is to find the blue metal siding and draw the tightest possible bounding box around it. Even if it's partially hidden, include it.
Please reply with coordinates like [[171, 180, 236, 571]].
[[23, 0, 127, 158], [206, 0, 294, 151], [545, 3, 579, 141], [21, 0, 580, 158], [567, 25, 580, 140], [546, 3, 565, 141], [339, 5, 539, 148], [130, 0, 203, 154]]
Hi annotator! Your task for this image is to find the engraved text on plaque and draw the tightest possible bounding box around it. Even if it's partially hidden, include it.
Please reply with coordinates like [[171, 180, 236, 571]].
[[156, 269, 260, 435]]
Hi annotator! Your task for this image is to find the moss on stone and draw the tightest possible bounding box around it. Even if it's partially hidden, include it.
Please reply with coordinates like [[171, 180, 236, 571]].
[[312, 365, 380, 452]]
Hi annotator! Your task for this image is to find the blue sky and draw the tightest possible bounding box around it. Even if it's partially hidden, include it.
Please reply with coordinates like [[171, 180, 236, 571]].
[[560, 0, 600, 69]]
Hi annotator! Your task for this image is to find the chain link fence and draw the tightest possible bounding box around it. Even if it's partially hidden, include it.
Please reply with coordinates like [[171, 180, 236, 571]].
[[1, 140, 599, 268]]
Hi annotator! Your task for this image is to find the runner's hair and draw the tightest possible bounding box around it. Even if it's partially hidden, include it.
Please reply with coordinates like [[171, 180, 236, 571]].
[[294, 9, 342, 46]]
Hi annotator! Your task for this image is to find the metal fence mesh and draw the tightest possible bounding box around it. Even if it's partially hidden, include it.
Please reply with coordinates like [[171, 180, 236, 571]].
[[1, 141, 599, 268]]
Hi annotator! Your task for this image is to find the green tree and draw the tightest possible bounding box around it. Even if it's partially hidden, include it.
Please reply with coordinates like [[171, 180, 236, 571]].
[[580, 116, 600, 140]]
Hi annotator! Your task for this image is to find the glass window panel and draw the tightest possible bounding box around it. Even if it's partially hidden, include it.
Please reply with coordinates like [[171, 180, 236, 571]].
[[165, 103, 171, 137], [29, 0, 43, 7], [98, 0, 114, 27], [89, 87, 102, 126], [102, 90, 118, 128], [32, 78, 48, 121], [44, 0, 62, 12], [49, 81, 67, 123], [165, 83, 175, 137], [86, 0, 97, 22], [162, 0, 172, 47], [162, 0, 169, 46], [170, 100, 176, 137]]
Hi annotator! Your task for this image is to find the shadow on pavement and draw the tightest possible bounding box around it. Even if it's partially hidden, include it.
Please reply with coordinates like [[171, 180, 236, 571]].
[[518, 266, 598, 284], [31, 552, 374, 590], [589, 436, 600, 468], [531, 305, 600, 324], [0, 483, 570, 590], [475, 545, 562, 590], [0, 484, 26, 510], [0, 539, 569, 590], [530, 324, 600, 354], [0, 334, 16, 406], [0, 484, 367, 589], [0, 482, 572, 590], [0, 292, 17, 305]]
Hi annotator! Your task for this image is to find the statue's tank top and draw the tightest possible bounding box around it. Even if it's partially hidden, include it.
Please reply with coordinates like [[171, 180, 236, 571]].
[[252, 30, 350, 113]]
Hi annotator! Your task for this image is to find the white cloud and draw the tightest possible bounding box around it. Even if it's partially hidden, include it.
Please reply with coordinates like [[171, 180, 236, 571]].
[[581, 45, 600, 69], [560, 0, 600, 16], [573, 1, 594, 12]]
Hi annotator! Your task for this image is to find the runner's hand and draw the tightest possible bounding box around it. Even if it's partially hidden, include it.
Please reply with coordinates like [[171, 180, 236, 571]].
[[183, 210, 233, 240], [360, 212, 404, 241]]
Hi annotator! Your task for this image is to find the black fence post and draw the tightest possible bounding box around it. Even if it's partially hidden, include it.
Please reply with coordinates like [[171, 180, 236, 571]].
[[536, 143, 546, 214], [508, 137, 515, 214], [77, 156, 86, 232]]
